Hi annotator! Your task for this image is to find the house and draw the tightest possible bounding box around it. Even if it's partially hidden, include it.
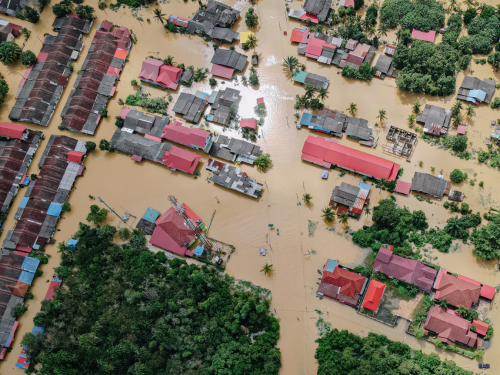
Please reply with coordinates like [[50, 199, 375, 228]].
[[209, 134, 262, 164], [372, 246, 438, 291], [457, 124, 466, 135], [317, 259, 367, 306], [121, 109, 167, 137], [168, 15, 189, 27], [345, 117, 372, 141], [2, 135, 87, 253], [207, 159, 263, 198], [361, 280, 386, 312], [329, 182, 371, 218], [210, 49, 247, 79], [0, 0, 26, 16], [395, 180, 411, 196], [161, 121, 213, 152], [172, 92, 208, 123], [301, 135, 401, 181], [290, 28, 309, 43], [374, 55, 398, 79], [0, 23, 13, 42], [240, 118, 257, 130], [299, 112, 345, 136], [472, 319, 489, 337], [339, 43, 376, 70], [415, 104, 451, 135], [136, 207, 161, 235], [138, 57, 163, 81], [424, 306, 478, 347], [433, 269, 481, 309], [303, 34, 337, 60], [9, 17, 92, 126], [456, 76, 496, 104], [150, 204, 202, 256], [207, 88, 240, 125], [160, 146, 201, 174], [187, 1, 240, 43], [138, 58, 183, 90], [303, 0, 332, 23], [110, 129, 172, 162], [384, 45, 396, 56], [292, 71, 329, 89], [411, 29, 436, 43], [410, 172, 450, 200], [60, 21, 130, 135]]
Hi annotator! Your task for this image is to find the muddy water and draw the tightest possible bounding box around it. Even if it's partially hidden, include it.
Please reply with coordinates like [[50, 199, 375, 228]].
[[2, 0, 500, 373]]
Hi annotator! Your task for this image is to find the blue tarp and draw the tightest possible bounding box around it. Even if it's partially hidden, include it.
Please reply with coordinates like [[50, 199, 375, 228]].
[[321, 170, 329, 179], [466, 97, 476, 103], [324, 259, 337, 272], [22, 176, 30, 186], [208, 91, 218, 104], [358, 182, 372, 191], [47, 203, 62, 217], [66, 239, 78, 251], [300, 113, 314, 126], [32, 326, 44, 336], [19, 271, 35, 285], [21, 257, 40, 273], [19, 197, 28, 208], [206, 114, 214, 121], [142, 208, 161, 223], [469, 89, 486, 101], [194, 246, 204, 256]]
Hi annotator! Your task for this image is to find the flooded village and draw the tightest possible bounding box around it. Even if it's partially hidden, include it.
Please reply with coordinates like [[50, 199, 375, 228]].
[[1, 0, 500, 373]]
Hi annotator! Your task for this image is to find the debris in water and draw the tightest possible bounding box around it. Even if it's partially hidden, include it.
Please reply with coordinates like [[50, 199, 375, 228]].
[[260, 247, 267, 256]]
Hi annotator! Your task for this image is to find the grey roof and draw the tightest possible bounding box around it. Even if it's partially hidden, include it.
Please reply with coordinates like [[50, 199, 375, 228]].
[[375, 55, 393, 75], [209, 134, 261, 164], [181, 69, 193, 83], [110, 129, 168, 161], [303, 0, 332, 23], [211, 49, 248, 71], [190, 1, 240, 30], [297, 43, 307, 55], [416, 105, 451, 135], [330, 182, 360, 207], [209, 88, 240, 125], [457, 76, 496, 104], [136, 218, 156, 235], [172, 93, 207, 123], [123, 110, 156, 134], [210, 162, 262, 198], [410, 172, 448, 199], [304, 73, 328, 90], [345, 117, 371, 140], [211, 27, 239, 43]]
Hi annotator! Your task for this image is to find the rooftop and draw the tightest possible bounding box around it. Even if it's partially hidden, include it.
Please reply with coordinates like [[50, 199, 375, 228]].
[[424, 306, 477, 347], [361, 280, 386, 312], [410, 172, 449, 199], [434, 269, 481, 309]]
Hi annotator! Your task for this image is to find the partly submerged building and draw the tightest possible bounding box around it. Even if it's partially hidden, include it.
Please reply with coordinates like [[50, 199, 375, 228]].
[[374, 55, 398, 79], [120, 108, 168, 138], [207, 88, 240, 125], [361, 280, 386, 313], [187, 1, 240, 43], [329, 182, 370, 218], [172, 92, 209, 123], [209, 134, 262, 164], [303, 0, 332, 24], [0, 0, 26, 16], [138, 58, 183, 90], [424, 306, 478, 347], [456, 76, 495, 104], [210, 49, 247, 79], [292, 71, 329, 90], [206, 159, 262, 198], [416, 104, 451, 135], [410, 172, 450, 200], [161, 121, 213, 152], [411, 29, 436, 43], [433, 269, 484, 309]]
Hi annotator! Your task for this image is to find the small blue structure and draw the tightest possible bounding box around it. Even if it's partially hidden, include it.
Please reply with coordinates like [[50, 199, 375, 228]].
[[47, 203, 62, 217], [322, 170, 329, 179], [467, 89, 486, 103], [66, 239, 78, 251], [300, 113, 314, 127], [19, 271, 35, 285], [19, 197, 29, 209], [21, 176, 30, 186], [142, 208, 161, 223], [21, 257, 40, 273], [358, 182, 372, 191], [324, 259, 338, 272], [208, 91, 218, 104], [193, 246, 204, 256]]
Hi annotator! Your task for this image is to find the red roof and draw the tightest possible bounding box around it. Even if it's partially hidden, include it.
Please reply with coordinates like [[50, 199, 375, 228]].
[[100, 20, 113, 32], [346, 53, 364, 66], [472, 319, 489, 336], [119, 107, 131, 119], [107, 66, 120, 77], [67, 151, 84, 163], [434, 272, 481, 309], [161, 146, 200, 174], [304, 35, 335, 59], [182, 203, 202, 223], [138, 57, 163, 81], [0, 122, 26, 138], [144, 134, 161, 142], [37, 52, 48, 62], [395, 180, 411, 195], [44, 279, 61, 301], [299, 13, 319, 23], [290, 28, 309, 43], [210, 64, 234, 79], [302, 135, 400, 181], [372, 246, 437, 291], [411, 29, 436, 43], [131, 155, 142, 162], [424, 306, 477, 347], [150, 206, 195, 256], [240, 118, 257, 130], [257, 97, 264, 105], [114, 49, 127, 59], [161, 121, 210, 148], [457, 125, 466, 135], [481, 284, 495, 300], [362, 280, 385, 311], [321, 267, 366, 299], [155, 64, 183, 90], [341, 0, 355, 6]]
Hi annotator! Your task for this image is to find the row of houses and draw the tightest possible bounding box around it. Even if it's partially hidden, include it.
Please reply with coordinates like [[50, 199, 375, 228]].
[[186, 1, 240, 43], [287, 0, 332, 25], [0, 0, 25, 16], [0, 18, 21, 42], [395, 171, 464, 202], [60, 20, 131, 135], [9, 16, 93, 126]]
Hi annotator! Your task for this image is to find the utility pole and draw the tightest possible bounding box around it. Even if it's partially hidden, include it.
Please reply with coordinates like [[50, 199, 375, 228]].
[[97, 195, 128, 223]]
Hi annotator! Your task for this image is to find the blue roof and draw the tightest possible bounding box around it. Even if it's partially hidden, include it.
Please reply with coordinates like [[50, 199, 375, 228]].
[[47, 203, 62, 217], [208, 91, 218, 104], [22, 176, 30, 186], [19, 271, 35, 285], [21, 257, 40, 273], [32, 326, 44, 336], [66, 239, 78, 251], [324, 259, 338, 273], [194, 246, 204, 256], [469, 89, 486, 101], [466, 97, 476, 103], [300, 113, 314, 126], [19, 197, 28, 208], [206, 114, 214, 121], [358, 182, 372, 191], [142, 208, 161, 223], [292, 70, 308, 83]]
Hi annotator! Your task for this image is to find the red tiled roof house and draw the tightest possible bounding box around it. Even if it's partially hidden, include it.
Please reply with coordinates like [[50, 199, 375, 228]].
[[362, 280, 386, 313], [160, 146, 201, 174], [424, 306, 478, 347], [433, 269, 481, 309], [161, 121, 212, 152]]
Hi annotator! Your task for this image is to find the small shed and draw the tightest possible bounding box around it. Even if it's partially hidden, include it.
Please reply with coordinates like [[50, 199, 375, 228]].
[[395, 180, 411, 196], [240, 118, 257, 130], [194, 246, 204, 256], [66, 239, 79, 251], [457, 124, 466, 135], [142, 207, 161, 223], [251, 54, 258, 66]]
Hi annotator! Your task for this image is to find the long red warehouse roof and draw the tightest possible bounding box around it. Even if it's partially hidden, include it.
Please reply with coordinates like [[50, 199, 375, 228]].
[[302, 135, 400, 181]]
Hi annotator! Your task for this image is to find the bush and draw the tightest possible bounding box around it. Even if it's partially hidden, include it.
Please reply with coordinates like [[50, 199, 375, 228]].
[[118, 228, 131, 240], [52, 0, 72, 18], [463, 8, 477, 24], [0, 41, 21, 64], [380, 0, 445, 31], [130, 234, 146, 249], [491, 98, 500, 109], [19, 6, 39, 23], [14, 306, 27, 317], [24, 292, 34, 299], [451, 135, 467, 153], [450, 169, 465, 183], [209, 77, 216, 86], [85, 141, 96, 152], [0, 79, 7, 105], [75, 5, 95, 20], [62, 201, 71, 212], [115, 116, 125, 128]]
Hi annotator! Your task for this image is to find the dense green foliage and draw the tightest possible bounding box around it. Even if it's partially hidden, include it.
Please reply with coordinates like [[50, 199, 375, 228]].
[[449, 169, 465, 183], [75, 5, 95, 20], [341, 62, 376, 81], [459, 15, 500, 54], [488, 51, 500, 71], [21, 50, 36, 66], [471, 213, 500, 260], [379, 0, 445, 31], [245, 7, 258, 27], [0, 79, 8, 105], [125, 89, 168, 115], [315, 329, 471, 375], [491, 98, 500, 109], [442, 14, 462, 46], [52, 0, 73, 18], [0, 41, 21, 64], [463, 8, 477, 24], [17, 5, 39, 23], [22, 222, 281, 374]]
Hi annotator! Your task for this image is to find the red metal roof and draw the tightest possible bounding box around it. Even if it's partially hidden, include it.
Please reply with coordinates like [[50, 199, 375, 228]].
[[161, 121, 210, 148], [304, 36, 335, 58], [240, 118, 257, 130], [480, 284, 495, 300], [144, 134, 161, 142], [424, 306, 477, 347], [100, 20, 113, 32], [346, 53, 364, 66], [114, 49, 127, 59], [138, 57, 163, 81], [362, 280, 385, 311], [37, 52, 48, 62], [155, 64, 183, 90], [302, 135, 400, 181], [257, 97, 264, 105], [210, 64, 234, 79], [299, 13, 318, 23], [395, 180, 411, 195], [472, 319, 489, 336], [119, 107, 131, 119], [322, 266, 366, 299], [161, 146, 201, 174], [131, 155, 142, 162], [290, 28, 309, 43], [67, 151, 84, 163], [0, 122, 26, 138], [411, 29, 436, 43], [457, 125, 466, 135]]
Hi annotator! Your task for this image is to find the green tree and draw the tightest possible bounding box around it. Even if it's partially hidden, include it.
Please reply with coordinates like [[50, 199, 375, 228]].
[[245, 7, 258, 27], [408, 113, 415, 127], [450, 169, 465, 183], [153, 8, 166, 24], [38, 0, 51, 11], [282, 56, 299, 72], [260, 263, 273, 275], [347, 102, 357, 116], [321, 207, 336, 222], [377, 109, 387, 124], [451, 135, 467, 152], [62, 201, 71, 212], [21, 6, 40, 23], [209, 77, 216, 86], [85, 141, 96, 152], [20, 50, 36, 66], [304, 84, 316, 99], [487, 51, 500, 71], [52, 0, 72, 18], [0, 42, 21, 64], [254, 153, 272, 172], [466, 105, 475, 117], [317, 88, 328, 102], [86, 204, 109, 224], [98, 1, 107, 11], [303, 193, 312, 204], [75, 5, 95, 20], [338, 212, 349, 225], [377, 23, 388, 40], [0, 79, 10, 105], [412, 101, 421, 115], [246, 34, 258, 49]]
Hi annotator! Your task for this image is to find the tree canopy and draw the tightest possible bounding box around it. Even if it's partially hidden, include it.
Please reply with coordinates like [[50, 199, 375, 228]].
[[379, 0, 445, 31], [22, 222, 281, 374]]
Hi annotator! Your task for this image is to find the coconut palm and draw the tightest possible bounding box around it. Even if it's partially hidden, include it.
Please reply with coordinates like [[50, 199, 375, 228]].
[[0, 42, 21, 64], [453, 114, 462, 127], [321, 207, 336, 222], [347, 102, 357, 116], [282, 56, 299, 72], [338, 212, 349, 225], [364, 207, 372, 217], [445, 216, 464, 238], [303, 193, 312, 204], [317, 88, 329, 102], [153, 8, 166, 24], [412, 101, 421, 115], [378, 109, 387, 124], [451, 100, 462, 116], [247, 34, 258, 49], [408, 113, 416, 127], [377, 23, 388, 40], [466, 104, 475, 117], [163, 55, 174, 66], [304, 84, 316, 99], [260, 263, 273, 275]]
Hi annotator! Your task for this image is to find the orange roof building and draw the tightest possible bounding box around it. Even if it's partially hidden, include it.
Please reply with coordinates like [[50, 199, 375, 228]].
[[433, 269, 481, 309], [424, 306, 478, 347], [361, 280, 386, 312]]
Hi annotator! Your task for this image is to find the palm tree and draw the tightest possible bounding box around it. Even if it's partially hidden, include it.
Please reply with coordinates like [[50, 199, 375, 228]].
[[260, 263, 273, 275], [463, 0, 474, 8], [321, 207, 336, 222], [445, 216, 464, 238], [304, 84, 316, 99], [412, 101, 421, 115], [453, 114, 462, 127], [163, 55, 174, 66], [451, 101, 462, 116], [408, 113, 416, 127], [378, 109, 387, 124], [364, 207, 372, 217], [347, 102, 357, 116], [303, 193, 312, 204], [247, 34, 258, 49], [466, 104, 475, 117], [282, 56, 299, 72], [0, 42, 21, 64], [317, 88, 329, 102], [338, 212, 349, 225], [377, 23, 388, 40], [153, 8, 166, 24], [439, 298, 448, 309]]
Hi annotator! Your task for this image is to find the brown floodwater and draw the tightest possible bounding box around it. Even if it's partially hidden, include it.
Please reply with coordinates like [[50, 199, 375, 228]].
[[1, 0, 500, 373]]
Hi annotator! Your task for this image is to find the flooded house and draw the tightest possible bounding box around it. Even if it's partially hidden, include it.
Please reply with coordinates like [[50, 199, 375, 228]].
[[187, 1, 240, 43], [361, 280, 386, 313], [301, 135, 400, 181], [372, 246, 438, 291], [374, 55, 398, 79], [456, 76, 496, 104], [0, 19, 21, 42], [207, 88, 240, 125], [424, 306, 479, 347], [339, 42, 376, 70], [60, 21, 131, 135], [344, 117, 372, 142], [292, 71, 329, 90], [383, 126, 417, 158], [172, 92, 209, 123], [209, 134, 262, 164], [0, 0, 26, 16], [298, 33, 338, 63], [299, 110, 346, 137], [303, 0, 332, 23], [410, 172, 450, 200], [2, 135, 87, 253], [415, 104, 451, 135], [135, 207, 161, 235], [290, 28, 309, 44], [161, 120, 213, 153], [120, 108, 168, 138], [210, 49, 247, 79], [316, 259, 368, 307], [206, 159, 263, 198], [9, 16, 92, 126], [328, 181, 371, 218], [383, 44, 396, 56], [138, 58, 183, 90]]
